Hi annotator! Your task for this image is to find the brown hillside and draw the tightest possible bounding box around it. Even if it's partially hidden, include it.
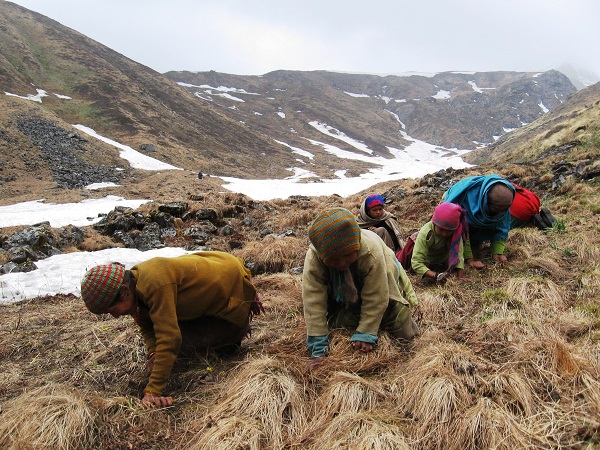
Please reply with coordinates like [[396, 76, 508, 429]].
[[0, 1, 290, 180]]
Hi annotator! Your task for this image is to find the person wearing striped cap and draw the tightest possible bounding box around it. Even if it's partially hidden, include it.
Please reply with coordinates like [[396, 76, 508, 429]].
[[302, 207, 419, 369], [80, 252, 263, 407]]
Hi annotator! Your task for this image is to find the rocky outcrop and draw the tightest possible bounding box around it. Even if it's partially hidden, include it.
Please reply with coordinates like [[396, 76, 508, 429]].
[[16, 118, 123, 189]]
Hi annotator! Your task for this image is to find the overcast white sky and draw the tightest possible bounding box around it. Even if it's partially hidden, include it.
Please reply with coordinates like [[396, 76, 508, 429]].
[[8, 0, 600, 80]]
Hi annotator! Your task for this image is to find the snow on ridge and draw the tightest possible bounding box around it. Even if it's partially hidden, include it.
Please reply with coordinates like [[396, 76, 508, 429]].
[[274, 139, 315, 159], [0, 196, 150, 228], [344, 91, 370, 98], [6, 88, 73, 103], [219, 129, 472, 201], [5, 88, 48, 103], [385, 110, 406, 129], [73, 124, 182, 171], [176, 82, 260, 95], [433, 90, 451, 100], [308, 121, 373, 155], [468, 80, 496, 93]]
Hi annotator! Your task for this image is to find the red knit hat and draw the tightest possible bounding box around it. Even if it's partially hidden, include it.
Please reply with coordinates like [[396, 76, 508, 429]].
[[80, 264, 125, 314], [365, 193, 384, 210]]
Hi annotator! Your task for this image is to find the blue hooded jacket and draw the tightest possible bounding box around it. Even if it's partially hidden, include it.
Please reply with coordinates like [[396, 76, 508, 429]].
[[444, 174, 515, 244]]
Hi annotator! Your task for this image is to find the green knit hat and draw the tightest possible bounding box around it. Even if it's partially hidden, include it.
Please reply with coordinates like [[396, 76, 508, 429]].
[[80, 264, 125, 314], [308, 207, 361, 264]]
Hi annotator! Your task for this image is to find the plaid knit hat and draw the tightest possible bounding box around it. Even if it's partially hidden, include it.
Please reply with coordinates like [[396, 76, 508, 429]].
[[365, 193, 385, 210], [308, 207, 361, 264], [80, 264, 125, 314]]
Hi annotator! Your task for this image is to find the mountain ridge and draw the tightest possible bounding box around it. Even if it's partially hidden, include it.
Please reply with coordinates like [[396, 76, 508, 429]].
[[0, 0, 581, 206]]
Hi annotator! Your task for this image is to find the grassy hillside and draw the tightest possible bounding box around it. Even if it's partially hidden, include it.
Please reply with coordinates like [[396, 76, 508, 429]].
[[1, 131, 598, 449]]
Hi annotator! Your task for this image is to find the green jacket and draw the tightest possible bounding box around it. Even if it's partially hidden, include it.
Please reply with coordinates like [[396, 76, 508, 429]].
[[131, 252, 256, 395], [411, 221, 464, 277], [302, 229, 417, 338]]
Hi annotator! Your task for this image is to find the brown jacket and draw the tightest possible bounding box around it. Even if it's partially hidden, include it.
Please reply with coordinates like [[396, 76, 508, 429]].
[[131, 252, 256, 395]]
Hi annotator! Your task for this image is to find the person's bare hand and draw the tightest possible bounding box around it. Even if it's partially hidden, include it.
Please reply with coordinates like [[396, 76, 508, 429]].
[[466, 258, 486, 270], [306, 356, 326, 370], [351, 341, 374, 353], [142, 393, 173, 408], [455, 269, 471, 282], [493, 254, 508, 264]]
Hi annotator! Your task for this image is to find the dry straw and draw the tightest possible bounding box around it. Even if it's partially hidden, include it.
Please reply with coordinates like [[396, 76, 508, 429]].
[[320, 332, 407, 375], [301, 411, 411, 450], [234, 235, 306, 274], [396, 342, 478, 448], [450, 397, 544, 450], [183, 416, 266, 450], [481, 370, 537, 417], [207, 356, 307, 448], [505, 276, 567, 312], [416, 289, 466, 327], [0, 383, 97, 450], [317, 371, 387, 413]]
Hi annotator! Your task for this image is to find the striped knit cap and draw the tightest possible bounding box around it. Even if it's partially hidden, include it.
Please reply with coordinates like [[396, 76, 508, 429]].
[[308, 207, 361, 264], [80, 264, 125, 314]]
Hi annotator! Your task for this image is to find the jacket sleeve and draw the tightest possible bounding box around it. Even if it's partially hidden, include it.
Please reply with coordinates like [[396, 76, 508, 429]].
[[355, 252, 391, 335], [397, 262, 418, 307], [302, 248, 331, 337], [410, 226, 432, 278], [142, 284, 183, 396]]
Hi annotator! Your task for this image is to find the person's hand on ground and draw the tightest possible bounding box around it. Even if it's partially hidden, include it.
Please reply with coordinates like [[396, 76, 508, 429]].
[[306, 356, 326, 370], [351, 341, 374, 353], [142, 393, 173, 408], [455, 269, 471, 282], [493, 254, 508, 264], [466, 258, 486, 269]]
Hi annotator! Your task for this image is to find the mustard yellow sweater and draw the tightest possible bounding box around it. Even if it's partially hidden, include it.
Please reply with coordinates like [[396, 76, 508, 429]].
[[131, 252, 256, 395]]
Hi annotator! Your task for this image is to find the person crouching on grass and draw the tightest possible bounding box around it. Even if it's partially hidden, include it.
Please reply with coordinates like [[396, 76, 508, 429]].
[[80, 252, 264, 407], [302, 207, 419, 369], [356, 193, 405, 253], [397, 202, 470, 282]]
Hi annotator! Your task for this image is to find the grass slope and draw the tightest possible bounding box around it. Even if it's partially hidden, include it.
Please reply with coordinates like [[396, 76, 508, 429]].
[[0, 144, 598, 449]]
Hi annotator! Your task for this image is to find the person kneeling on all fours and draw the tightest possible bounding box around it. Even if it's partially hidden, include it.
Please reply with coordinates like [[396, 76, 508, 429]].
[[397, 202, 470, 283], [302, 207, 419, 369], [443, 174, 515, 269], [80, 252, 264, 407]]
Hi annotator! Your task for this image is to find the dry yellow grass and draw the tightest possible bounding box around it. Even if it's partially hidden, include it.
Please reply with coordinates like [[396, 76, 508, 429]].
[[204, 356, 308, 449], [450, 397, 544, 450], [301, 411, 412, 450], [234, 235, 307, 274], [183, 416, 266, 450], [0, 383, 97, 450]]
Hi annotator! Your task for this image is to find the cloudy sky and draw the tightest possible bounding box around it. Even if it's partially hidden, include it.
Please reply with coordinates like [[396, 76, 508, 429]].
[[8, 0, 600, 79]]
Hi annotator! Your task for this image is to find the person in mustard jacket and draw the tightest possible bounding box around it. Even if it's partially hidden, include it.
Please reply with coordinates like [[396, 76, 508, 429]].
[[302, 207, 419, 369], [80, 252, 263, 407]]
